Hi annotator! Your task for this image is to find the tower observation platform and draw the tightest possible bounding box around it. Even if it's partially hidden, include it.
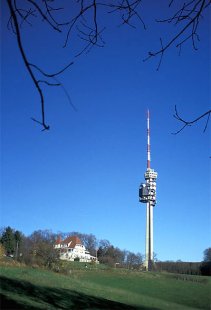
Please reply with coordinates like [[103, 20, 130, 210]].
[[139, 168, 157, 206]]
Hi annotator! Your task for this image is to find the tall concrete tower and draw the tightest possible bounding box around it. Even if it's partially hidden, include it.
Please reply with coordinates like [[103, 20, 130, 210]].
[[139, 110, 158, 271]]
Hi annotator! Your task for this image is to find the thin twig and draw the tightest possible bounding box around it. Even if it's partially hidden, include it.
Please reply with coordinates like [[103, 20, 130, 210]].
[[172, 105, 211, 134]]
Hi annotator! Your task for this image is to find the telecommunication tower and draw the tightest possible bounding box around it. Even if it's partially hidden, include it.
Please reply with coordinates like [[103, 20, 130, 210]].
[[139, 110, 158, 271]]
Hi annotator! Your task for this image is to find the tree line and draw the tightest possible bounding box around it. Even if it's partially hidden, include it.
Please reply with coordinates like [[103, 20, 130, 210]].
[[0, 226, 210, 275], [156, 261, 210, 276], [0, 227, 143, 270]]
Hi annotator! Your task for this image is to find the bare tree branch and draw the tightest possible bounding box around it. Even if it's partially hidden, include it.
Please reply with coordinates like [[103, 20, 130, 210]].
[[172, 105, 211, 134], [144, 0, 210, 70], [7, 0, 49, 130], [26, 0, 61, 32], [53, 77, 78, 112], [63, 0, 144, 54], [29, 62, 74, 78], [37, 80, 61, 87], [42, 0, 69, 27]]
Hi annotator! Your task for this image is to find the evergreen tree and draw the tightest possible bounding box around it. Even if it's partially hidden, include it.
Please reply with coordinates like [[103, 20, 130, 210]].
[[1, 226, 15, 256]]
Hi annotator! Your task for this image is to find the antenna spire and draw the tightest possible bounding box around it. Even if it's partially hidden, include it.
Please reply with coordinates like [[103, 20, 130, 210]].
[[147, 109, 150, 169]]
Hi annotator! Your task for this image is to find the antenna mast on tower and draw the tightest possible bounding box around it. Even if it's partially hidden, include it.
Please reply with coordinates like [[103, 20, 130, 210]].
[[139, 110, 158, 271], [147, 110, 151, 170]]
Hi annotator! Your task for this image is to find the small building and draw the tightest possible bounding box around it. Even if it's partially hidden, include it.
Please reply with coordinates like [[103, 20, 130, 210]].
[[54, 235, 97, 263]]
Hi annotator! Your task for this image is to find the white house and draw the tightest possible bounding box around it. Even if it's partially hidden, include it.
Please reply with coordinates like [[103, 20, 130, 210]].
[[54, 235, 97, 263]]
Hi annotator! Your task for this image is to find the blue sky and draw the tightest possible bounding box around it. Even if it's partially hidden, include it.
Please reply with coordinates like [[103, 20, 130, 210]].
[[1, 1, 210, 262]]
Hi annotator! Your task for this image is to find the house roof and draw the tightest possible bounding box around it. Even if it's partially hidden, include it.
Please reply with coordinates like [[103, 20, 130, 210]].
[[62, 236, 82, 248], [55, 236, 62, 244]]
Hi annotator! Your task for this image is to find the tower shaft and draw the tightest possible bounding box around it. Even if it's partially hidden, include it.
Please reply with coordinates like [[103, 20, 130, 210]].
[[145, 202, 153, 270]]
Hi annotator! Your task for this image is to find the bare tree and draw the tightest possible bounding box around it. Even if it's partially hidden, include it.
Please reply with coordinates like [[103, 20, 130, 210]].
[[22, 230, 59, 268], [125, 251, 143, 269], [5, 0, 210, 131]]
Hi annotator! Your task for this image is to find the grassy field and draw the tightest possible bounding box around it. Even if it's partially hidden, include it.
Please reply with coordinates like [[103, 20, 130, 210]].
[[0, 263, 210, 309]]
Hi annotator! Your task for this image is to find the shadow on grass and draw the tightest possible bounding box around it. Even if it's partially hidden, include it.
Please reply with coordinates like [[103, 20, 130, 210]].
[[0, 275, 160, 310]]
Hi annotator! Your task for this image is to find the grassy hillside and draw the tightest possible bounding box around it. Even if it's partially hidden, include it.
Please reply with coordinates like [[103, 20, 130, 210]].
[[0, 264, 210, 309]]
